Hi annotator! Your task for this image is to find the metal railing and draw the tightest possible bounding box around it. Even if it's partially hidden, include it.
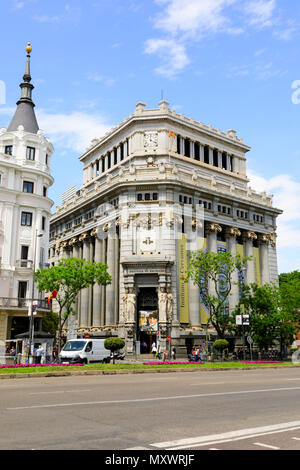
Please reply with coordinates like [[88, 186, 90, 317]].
[[0, 298, 50, 310]]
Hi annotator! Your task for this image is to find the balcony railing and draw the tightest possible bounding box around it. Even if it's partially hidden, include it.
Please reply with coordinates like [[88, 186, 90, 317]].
[[0, 298, 50, 310], [16, 260, 33, 269]]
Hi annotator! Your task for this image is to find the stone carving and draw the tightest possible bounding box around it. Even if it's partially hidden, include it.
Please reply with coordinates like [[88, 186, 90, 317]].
[[158, 289, 168, 322], [103, 223, 112, 233], [69, 237, 77, 246], [79, 232, 89, 242], [123, 290, 136, 323], [259, 233, 269, 244], [55, 241, 61, 253], [167, 293, 173, 323], [208, 223, 222, 233], [192, 217, 203, 229], [90, 227, 98, 237], [229, 226, 241, 238], [247, 231, 258, 241], [268, 232, 277, 248]]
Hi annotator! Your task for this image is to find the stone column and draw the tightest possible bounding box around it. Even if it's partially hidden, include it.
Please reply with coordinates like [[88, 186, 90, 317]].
[[226, 227, 241, 313], [205, 222, 222, 302], [199, 145, 204, 162], [190, 140, 195, 159], [218, 151, 222, 168], [259, 234, 270, 285], [105, 229, 115, 325], [209, 148, 214, 166], [92, 232, 103, 326], [244, 231, 257, 285], [80, 233, 90, 327]]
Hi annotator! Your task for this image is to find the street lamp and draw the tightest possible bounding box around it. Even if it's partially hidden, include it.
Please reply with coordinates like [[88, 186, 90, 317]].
[[28, 229, 43, 362]]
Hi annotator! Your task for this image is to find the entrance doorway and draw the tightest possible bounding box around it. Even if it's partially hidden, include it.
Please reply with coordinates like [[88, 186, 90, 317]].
[[137, 287, 158, 354]]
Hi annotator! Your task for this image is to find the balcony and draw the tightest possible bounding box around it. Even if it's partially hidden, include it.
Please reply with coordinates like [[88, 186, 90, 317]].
[[16, 259, 33, 269], [0, 298, 50, 310]]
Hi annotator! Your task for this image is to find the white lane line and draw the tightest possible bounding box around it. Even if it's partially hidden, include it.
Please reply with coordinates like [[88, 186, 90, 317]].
[[189, 383, 226, 386], [6, 386, 300, 411], [291, 437, 300, 441], [254, 442, 280, 450], [29, 390, 92, 395], [209, 448, 220, 450], [150, 421, 300, 449]]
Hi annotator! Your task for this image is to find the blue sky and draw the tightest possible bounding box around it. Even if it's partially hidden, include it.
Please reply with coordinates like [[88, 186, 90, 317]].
[[0, 0, 300, 274]]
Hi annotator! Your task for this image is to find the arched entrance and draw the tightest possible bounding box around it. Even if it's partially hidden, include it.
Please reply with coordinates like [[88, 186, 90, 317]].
[[137, 287, 158, 353]]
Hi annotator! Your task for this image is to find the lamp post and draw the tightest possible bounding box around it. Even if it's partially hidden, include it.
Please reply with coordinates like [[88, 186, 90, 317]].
[[28, 229, 43, 362]]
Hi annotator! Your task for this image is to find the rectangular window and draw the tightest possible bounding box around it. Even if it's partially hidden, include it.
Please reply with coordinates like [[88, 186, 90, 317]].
[[26, 147, 35, 161], [42, 216, 46, 231], [21, 245, 29, 260], [152, 193, 158, 201], [18, 281, 27, 299], [23, 181, 34, 193], [45, 154, 48, 165], [21, 212, 33, 226], [43, 186, 47, 197], [5, 145, 13, 156], [204, 146, 209, 164]]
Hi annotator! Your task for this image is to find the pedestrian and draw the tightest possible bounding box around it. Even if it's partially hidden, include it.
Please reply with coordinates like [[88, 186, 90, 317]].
[[163, 350, 168, 362], [156, 344, 161, 360], [35, 344, 44, 364], [192, 347, 199, 362], [171, 346, 176, 360], [151, 342, 157, 358]]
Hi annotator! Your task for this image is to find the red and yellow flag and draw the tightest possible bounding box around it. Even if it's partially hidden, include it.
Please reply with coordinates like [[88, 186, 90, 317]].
[[47, 289, 58, 306], [169, 130, 175, 138]]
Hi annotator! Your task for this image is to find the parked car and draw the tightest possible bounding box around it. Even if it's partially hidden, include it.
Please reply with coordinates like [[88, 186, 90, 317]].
[[59, 339, 111, 364]]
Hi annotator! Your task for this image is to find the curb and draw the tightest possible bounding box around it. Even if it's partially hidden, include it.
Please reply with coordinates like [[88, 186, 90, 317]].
[[0, 364, 298, 380]]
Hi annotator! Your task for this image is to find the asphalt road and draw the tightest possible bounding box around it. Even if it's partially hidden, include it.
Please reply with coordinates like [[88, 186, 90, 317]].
[[1, 368, 300, 450]]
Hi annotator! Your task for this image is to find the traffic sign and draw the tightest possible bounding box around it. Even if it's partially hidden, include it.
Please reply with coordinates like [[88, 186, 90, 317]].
[[167, 336, 171, 342], [84, 333, 90, 339], [247, 336, 253, 344]]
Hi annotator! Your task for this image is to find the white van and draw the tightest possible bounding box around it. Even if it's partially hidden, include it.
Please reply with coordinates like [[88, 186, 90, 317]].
[[59, 339, 111, 364]]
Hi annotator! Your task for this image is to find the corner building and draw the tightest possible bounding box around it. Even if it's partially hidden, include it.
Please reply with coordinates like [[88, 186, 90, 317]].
[[49, 100, 282, 355], [0, 45, 54, 343]]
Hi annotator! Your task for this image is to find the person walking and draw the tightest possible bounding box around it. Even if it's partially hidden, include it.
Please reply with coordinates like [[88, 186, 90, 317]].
[[151, 342, 157, 358]]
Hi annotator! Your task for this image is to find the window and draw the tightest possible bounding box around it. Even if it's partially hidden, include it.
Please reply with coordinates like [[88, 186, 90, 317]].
[[42, 216, 46, 231], [145, 193, 151, 201], [194, 142, 200, 161], [26, 147, 35, 161], [85, 210, 95, 220], [43, 186, 47, 197], [45, 154, 48, 165], [5, 145, 13, 156], [21, 246, 29, 261], [74, 216, 82, 226], [18, 281, 27, 299], [204, 146, 209, 164], [152, 193, 158, 201], [222, 152, 227, 170], [65, 221, 73, 230], [23, 181, 34, 193], [21, 212, 33, 226], [213, 149, 218, 167]]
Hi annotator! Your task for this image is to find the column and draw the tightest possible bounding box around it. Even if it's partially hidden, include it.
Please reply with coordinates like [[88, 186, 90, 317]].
[[117, 146, 121, 164], [259, 234, 270, 285], [200, 145, 204, 162], [226, 154, 232, 172], [88, 241, 94, 326], [80, 236, 90, 326], [209, 148, 214, 166], [93, 235, 103, 326], [105, 233, 115, 325], [244, 231, 257, 285], [226, 227, 241, 313], [123, 140, 128, 159], [190, 141, 195, 159], [218, 151, 222, 168], [114, 230, 120, 324]]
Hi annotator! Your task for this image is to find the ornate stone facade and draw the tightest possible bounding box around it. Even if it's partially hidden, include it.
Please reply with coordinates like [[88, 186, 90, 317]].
[[49, 100, 282, 354]]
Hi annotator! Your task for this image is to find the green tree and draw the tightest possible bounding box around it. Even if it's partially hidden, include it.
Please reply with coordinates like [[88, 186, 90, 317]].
[[35, 257, 112, 351], [232, 283, 297, 354], [104, 337, 125, 364], [187, 250, 250, 338], [42, 310, 59, 336]]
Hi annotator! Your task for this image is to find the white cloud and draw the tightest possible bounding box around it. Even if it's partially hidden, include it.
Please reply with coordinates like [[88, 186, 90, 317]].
[[248, 169, 300, 249], [144, 38, 190, 78], [146, 0, 279, 77], [244, 0, 276, 28], [36, 109, 112, 153]]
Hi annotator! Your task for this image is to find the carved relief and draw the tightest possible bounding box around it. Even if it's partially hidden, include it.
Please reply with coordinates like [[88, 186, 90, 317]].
[[268, 232, 277, 248], [208, 223, 222, 233], [228, 226, 241, 238], [247, 231, 258, 241]]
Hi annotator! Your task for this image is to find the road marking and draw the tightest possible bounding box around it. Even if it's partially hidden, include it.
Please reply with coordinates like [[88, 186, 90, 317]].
[[254, 442, 280, 450], [209, 448, 220, 450], [6, 386, 300, 411], [29, 390, 92, 395], [150, 421, 300, 450], [189, 382, 226, 386], [291, 437, 300, 441], [125, 447, 150, 450]]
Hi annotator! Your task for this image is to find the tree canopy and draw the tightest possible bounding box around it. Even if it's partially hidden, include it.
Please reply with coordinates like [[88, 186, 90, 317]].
[[35, 257, 112, 350]]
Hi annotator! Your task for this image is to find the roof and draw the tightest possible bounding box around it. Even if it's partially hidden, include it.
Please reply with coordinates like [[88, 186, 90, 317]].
[[7, 101, 39, 134]]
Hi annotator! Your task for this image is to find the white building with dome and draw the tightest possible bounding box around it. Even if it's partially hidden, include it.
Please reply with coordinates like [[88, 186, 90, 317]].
[[0, 44, 54, 343]]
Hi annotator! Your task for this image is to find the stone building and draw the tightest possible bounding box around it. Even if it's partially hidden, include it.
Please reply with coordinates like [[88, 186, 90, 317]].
[[49, 100, 282, 355], [0, 44, 54, 343]]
